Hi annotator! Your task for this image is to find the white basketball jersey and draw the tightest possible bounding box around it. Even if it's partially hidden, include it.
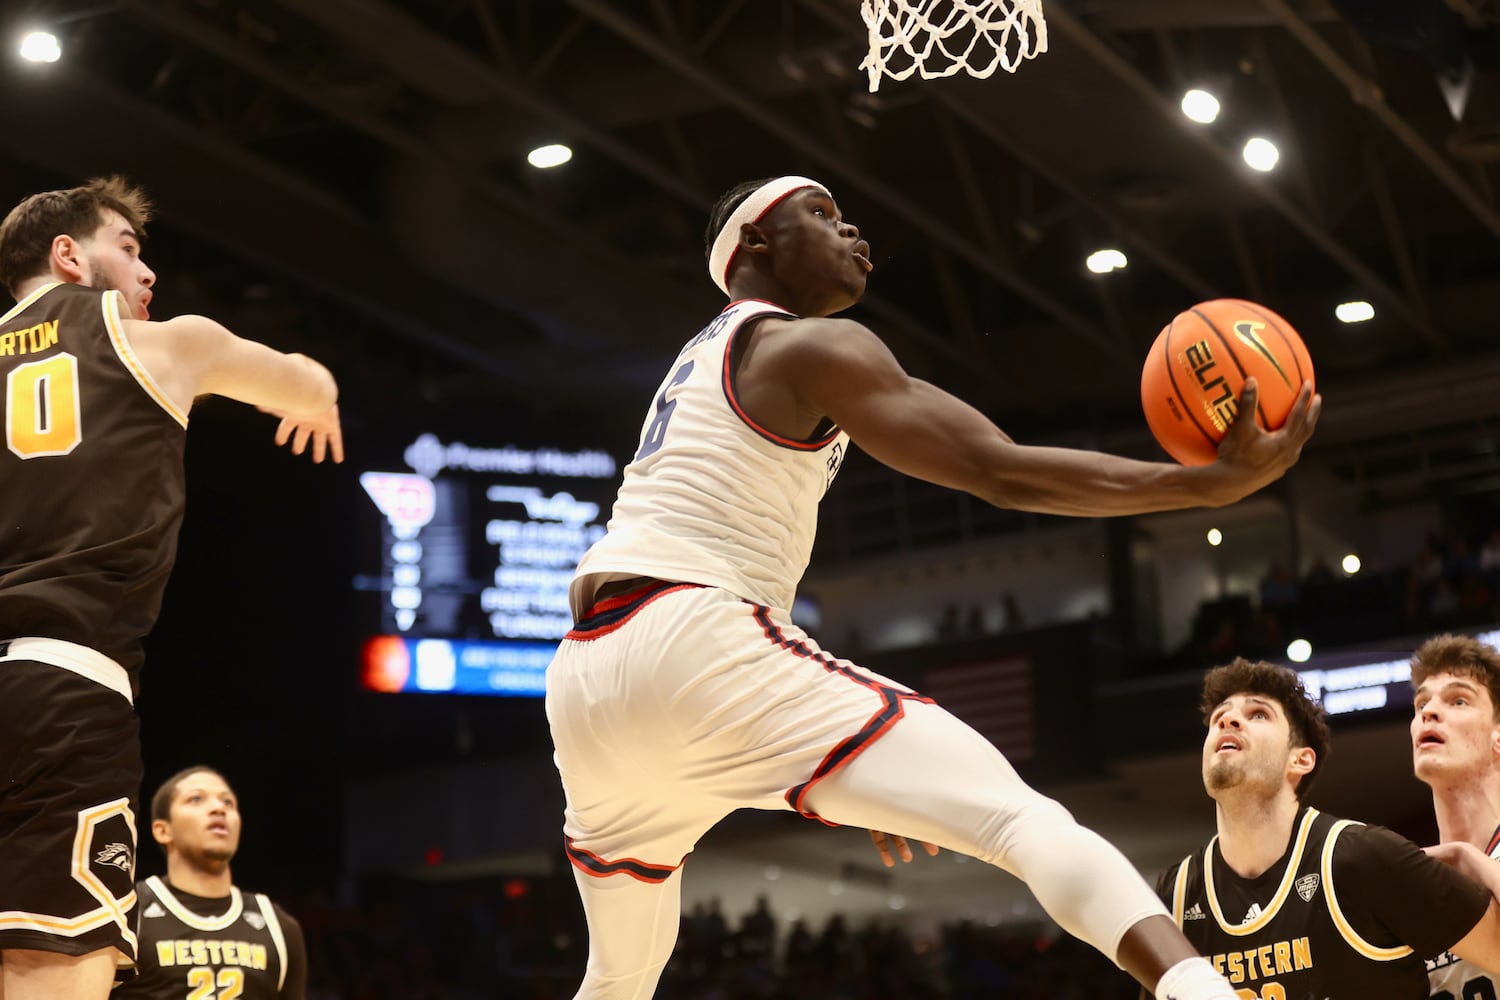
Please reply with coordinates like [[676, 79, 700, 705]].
[[1426, 830, 1500, 998], [571, 300, 848, 617]]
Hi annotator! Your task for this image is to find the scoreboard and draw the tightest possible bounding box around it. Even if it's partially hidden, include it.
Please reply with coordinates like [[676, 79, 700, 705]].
[[357, 432, 618, 697]]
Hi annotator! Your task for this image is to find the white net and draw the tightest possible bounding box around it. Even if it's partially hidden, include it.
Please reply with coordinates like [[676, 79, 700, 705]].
[[859, 0, 1048, 93]]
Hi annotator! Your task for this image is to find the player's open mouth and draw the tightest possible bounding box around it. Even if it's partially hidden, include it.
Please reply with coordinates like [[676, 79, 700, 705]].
[[1417, 729, 1444, 748], [1215, 736, 1242, 753]]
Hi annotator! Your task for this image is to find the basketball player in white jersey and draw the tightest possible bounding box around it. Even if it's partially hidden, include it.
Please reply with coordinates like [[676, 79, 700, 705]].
[[545, 175, 1321, 1000], [1411, 634, 1500, 999]]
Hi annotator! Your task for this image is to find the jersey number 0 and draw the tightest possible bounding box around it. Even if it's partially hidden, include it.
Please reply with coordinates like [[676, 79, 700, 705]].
[[5, 353, 82, 459]]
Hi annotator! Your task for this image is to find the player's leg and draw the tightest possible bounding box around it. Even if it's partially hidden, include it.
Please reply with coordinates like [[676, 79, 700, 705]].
[[800, 699, 1235, 1000], [546, 585, 729, 1000], [567, 866, 688, 1000], [0, 949, 117, 1000], [0, 657, 142, 1000]]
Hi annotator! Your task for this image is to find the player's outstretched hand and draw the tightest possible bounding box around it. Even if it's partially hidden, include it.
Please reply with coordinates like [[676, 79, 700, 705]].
[[260, 404, 344, 464], [1211, 378, 1321, 500], [869, 829, 940, 868]]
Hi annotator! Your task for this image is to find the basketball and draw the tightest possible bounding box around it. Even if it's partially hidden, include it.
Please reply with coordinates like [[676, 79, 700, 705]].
[[1140, 299, 1314, 466]]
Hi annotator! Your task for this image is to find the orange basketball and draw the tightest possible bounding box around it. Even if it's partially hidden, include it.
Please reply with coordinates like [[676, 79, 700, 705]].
[[1140, 299, 1313, 466]]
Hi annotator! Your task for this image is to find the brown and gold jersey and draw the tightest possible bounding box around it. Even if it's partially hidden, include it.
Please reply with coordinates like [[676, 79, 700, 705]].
[[0, 282, 187, 692], [1155, 807, 1490, 1000], [113, 876, 306, 1000]]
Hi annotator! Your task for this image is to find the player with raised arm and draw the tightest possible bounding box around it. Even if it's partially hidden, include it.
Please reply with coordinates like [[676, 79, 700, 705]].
[[545, 175, 1321, 1000], [0, 177, 339, 1000], [1156, 657, 1500, 999]]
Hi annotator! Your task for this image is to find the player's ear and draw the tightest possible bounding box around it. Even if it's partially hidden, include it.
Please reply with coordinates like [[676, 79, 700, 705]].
[[738, 222, 770, 256], [1288, 746, 1315, 778], [151, 818, 171, 848], [49, 234, 86, 282]]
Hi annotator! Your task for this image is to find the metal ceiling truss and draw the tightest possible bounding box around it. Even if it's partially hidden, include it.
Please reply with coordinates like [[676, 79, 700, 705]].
[[1030, 3, 1450, 352]]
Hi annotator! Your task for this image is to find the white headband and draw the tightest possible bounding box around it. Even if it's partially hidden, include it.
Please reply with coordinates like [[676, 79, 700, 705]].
[[708, 176, 831, 297]]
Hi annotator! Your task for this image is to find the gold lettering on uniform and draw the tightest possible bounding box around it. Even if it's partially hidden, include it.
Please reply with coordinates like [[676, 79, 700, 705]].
[[190, 940, 207, 965], [0, 321, 60, 357], [28, 321, 57, 353], [222, 941, 237, 965], [206, 940, 222, 964], [1210, 939, 1312, 984], [252, 944, 267, 969], [157, 941, 175, 966], [175, 941, 192, 965]]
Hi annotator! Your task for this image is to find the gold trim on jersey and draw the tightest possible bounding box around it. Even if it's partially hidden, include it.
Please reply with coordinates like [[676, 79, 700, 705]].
[[101, 291, 187, 428], [1205, 808, 1320, 936], [1321, 819, 1413, 961], [1171, 856, 1191, 925], [0, 282, 60, 325], [146, 876, 243, 931], [0, 796, 138, 954], [255, 892, 289, 990]]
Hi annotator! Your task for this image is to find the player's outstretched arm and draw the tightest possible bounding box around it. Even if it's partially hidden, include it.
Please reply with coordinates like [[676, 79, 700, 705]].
[[782, 319, 1321, 517], [124, 313, 341, 462]]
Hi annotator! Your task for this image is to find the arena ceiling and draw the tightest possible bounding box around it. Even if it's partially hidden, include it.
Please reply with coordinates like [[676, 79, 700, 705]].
[[2, 0, 1499, 509]]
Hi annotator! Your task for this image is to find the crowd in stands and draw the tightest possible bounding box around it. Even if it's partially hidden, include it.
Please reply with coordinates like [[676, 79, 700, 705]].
[[1176, 527, 1500, 671], [288, 879, 1134, 999]]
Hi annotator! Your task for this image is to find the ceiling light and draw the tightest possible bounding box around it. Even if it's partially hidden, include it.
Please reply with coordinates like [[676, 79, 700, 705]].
[[1341, 554, 1361, 575], [1085, 248, 1127, 274], [527, 143, 573, 169], [1287, 638, 1312, 663], [1335, 300, 1375, 323], [1181, 89, 1220, 124], [1243, 137, 1280, 172], [1207, 528, 1223, 546], [19, 30, 61, 63]]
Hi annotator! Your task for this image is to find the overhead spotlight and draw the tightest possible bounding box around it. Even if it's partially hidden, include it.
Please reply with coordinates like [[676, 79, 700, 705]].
[[1207, 528, 1223, 546], [1085, 248, 1128, 274], [526, 143, 573, 169], [1335, 300, 1375, 323], [1287, 638, 1312, 663], [1243, 137, 1280, 172], [1181, 89, 1220, 124], [1341, 554, 1362, 575], [19, 30, 61, 63]]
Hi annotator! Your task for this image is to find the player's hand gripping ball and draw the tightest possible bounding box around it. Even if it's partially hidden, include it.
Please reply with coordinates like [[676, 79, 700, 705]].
[[1141, 298, 1314, 466]]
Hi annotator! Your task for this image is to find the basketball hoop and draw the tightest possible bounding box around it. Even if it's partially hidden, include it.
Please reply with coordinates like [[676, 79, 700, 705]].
[[859, 0, 1048, 93]]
